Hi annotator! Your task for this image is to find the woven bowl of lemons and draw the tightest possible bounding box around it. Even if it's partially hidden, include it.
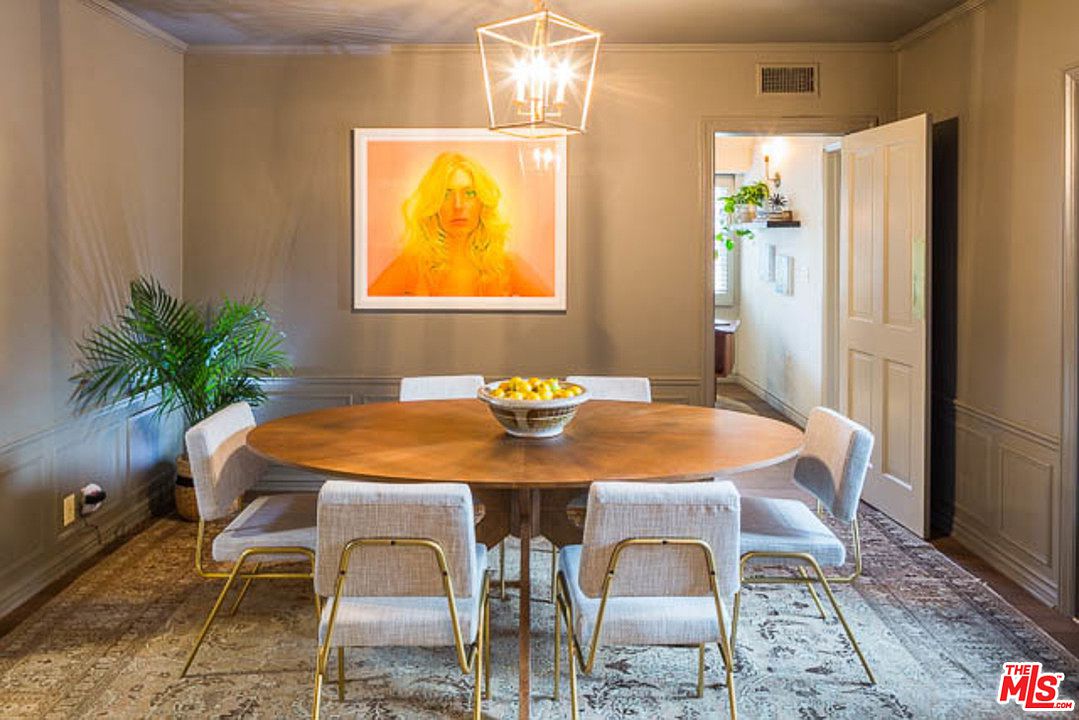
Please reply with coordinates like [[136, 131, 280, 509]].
[[478, 377, 590, 438]]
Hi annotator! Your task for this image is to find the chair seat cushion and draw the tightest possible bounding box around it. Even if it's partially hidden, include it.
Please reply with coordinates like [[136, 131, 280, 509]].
[[211, 493, 317, 563], [558, 546, 729, 648], [740, 496, 846, 568], [319, 544, 488, 647]]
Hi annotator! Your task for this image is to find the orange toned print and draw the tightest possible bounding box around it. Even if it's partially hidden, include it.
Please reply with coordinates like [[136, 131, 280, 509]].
[[365, 143, 556, 298]]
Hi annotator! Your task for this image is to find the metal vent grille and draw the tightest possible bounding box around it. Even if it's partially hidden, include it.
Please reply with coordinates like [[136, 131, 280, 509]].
[[757, 64, 818, 96]]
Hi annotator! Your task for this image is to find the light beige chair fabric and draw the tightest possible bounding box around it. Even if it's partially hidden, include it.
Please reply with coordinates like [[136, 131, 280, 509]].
[[315, 481, 480, 600], [577, 481, 740, 599], [399, 375, 485, 402], [317, 545, 487, 647], [565, 375, 651, 402], [212, 493, 319, 562], [184, 402, 267, 521]]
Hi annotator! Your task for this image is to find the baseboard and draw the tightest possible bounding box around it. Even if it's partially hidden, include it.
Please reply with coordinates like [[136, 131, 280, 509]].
[[731, 374, 808, 428], [0, 470, 173, 621], [952, 513, 1058, 608]]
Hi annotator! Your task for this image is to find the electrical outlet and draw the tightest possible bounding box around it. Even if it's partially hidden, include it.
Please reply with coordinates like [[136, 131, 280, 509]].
[[62, 493, 77, 527]]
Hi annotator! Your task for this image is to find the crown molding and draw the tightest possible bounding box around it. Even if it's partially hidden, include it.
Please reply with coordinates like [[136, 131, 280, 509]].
[[79, 0, 187, 53], [187, 40, 894, 57], [187, 43, 391, 56], [892, 0, 990, 51]]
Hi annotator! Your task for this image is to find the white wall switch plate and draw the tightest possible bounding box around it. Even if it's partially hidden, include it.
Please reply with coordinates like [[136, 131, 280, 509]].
[[62, 493, 77, 527]]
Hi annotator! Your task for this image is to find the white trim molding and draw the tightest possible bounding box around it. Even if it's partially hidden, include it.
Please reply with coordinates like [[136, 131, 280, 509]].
[[892, 0, 991, 51], [1059, 66, 1079, 617], [79, 0, 187, 52]]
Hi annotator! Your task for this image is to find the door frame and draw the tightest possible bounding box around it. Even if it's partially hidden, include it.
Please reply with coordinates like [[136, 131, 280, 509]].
[[698, 115, 877, 408], [1061, 67, 1079, 617], [822, 142, 842, 408]]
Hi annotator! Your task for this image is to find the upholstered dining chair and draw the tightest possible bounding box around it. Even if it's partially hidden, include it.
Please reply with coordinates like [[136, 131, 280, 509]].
[[398, 375, 507, 597], [181, 402, 318, 677], [551, 375, 653, 601], [733, 406, 876, 684], [312, 481, 490, 720], [554, 481, 740, 720]]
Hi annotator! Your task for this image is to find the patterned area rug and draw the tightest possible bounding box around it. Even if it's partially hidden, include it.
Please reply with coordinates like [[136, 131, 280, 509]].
[[1, 507, 1077, 719]]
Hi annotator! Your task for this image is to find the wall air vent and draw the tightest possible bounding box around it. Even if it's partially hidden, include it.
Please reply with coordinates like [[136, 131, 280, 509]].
[[757, 63, 818, 96]]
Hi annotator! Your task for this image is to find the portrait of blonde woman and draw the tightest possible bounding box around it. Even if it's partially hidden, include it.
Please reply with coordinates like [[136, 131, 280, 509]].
[[368, 152, 553, 298]]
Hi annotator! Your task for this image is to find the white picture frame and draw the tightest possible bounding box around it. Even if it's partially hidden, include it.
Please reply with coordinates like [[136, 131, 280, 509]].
[[352, 128, 567, 311]]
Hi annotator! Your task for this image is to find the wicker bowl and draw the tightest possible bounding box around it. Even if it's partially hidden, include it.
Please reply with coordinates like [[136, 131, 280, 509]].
[[477, 381, 590, 438]]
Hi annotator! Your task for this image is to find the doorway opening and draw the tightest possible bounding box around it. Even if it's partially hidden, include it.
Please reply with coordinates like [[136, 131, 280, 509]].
[[711, 134, 839, 428]]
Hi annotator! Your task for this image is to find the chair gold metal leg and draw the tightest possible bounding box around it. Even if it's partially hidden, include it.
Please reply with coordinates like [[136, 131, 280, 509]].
[[314, 593, 322, 622], [499, 540, 507, 600], [730, 591, 741, 650], [483, 591, 492, 700], [336, 646, 345, 701], [312, 665, 324, 720], [181, 556, 247, 677], [715, 601, 738, 720], [567, 607, 580, 720], [473, 605, 484, 720], [805, 558, 875, 685], [797, 567, 827, 619], [550, 550, 558, 604], [229, 561, 261, 616], [696, 644, 706, 698], [554, 593, 562, 700]]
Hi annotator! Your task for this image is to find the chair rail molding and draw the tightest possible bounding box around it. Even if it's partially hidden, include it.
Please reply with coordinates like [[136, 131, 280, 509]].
[[0, 401, 180, 620]]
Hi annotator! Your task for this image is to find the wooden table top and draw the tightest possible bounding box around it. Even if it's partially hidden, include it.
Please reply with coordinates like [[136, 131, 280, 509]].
[[246, 400, 803, 489]]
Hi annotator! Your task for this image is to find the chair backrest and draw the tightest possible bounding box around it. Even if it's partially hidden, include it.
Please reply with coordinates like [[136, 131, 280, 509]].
[[565, 375, 651, 402], [399, 375, 485, 402], [184, 402, 265, 521], [578, 481, 740, 600], [315, 480, 478, 599], [793, 407, 875, 524]]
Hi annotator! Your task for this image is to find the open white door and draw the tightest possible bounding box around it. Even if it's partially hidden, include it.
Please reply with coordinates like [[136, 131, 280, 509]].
[[839, 114, 931, 538]]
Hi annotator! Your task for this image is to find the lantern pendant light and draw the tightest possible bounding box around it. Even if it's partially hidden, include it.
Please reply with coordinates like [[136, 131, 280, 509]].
[[476, 0, 601, 138]]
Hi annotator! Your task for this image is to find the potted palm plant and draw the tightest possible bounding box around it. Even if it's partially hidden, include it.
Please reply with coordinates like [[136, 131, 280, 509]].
[[70, 277, 291, 520]]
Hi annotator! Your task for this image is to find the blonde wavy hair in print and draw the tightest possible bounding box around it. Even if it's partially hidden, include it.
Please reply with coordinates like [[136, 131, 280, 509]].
[[401, 152, 510, 292]]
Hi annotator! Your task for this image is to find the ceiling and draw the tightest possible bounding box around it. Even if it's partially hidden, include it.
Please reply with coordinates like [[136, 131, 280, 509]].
[[112, 0, 966, 47]]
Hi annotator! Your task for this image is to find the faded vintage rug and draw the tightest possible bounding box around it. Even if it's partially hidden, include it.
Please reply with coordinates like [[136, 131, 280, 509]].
[[1, 507, 1077, 719]]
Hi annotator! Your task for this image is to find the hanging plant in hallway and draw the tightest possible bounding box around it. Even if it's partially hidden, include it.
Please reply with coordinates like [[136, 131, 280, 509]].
[[716, 180, 770, 252]]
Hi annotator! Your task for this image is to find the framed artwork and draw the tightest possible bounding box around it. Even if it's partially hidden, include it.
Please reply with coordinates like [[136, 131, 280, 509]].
[[352, 128, 567, 311]]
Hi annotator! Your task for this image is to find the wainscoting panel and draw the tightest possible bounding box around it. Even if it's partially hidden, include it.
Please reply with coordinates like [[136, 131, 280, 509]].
[[255, 375, 705, 491], [0, 403, 180, 620], [952, 401, 1062, 607]]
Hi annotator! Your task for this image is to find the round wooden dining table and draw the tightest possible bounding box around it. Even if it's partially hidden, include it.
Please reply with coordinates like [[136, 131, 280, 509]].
[[247, 399, 803, 719]]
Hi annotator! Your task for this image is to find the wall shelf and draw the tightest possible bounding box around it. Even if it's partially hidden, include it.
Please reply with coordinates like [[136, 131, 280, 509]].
[[751, 219, 801, 228]]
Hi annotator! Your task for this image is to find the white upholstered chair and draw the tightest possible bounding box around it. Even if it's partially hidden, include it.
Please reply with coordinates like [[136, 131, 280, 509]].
[[398, 375, 508, 596], [399, 374, 485, 402], [181, 402, 318, 677], [734, 406, 876, 684], [554, 481, 740, 720], [312, 481, 490, 720], [553, 376, 653, 600]]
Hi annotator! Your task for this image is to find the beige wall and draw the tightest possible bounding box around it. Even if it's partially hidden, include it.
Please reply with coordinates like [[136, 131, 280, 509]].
[[730, 136, 838, 422], [1, 0, 184, 446], [0, 0, 183, 616], [899, 0, 1077, 438], [898, 0, 1079, 607], [183, 47, 895, 396]]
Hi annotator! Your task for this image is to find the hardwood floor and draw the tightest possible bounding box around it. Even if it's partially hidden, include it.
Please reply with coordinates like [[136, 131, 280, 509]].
[[719, 375, 1079, 659]]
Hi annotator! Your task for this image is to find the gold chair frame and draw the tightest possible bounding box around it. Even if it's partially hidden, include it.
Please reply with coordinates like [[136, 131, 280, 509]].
[[731, 515, 875, 684], [312, 537, 491, 720], [181, 518, 318, 677], [552, 537, 738, 720]]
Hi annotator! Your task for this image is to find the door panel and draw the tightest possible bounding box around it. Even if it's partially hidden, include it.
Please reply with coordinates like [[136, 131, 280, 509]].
[[839, 114, 931, 538]]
